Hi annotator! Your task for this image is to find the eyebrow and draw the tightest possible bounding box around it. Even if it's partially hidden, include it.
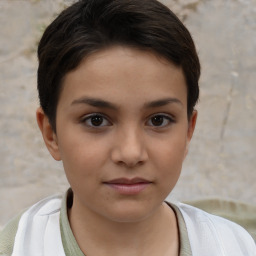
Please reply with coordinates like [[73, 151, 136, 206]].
[[144, 98, 183, 108], [71, 97, 118, 110], [71, 97, 183, 109]]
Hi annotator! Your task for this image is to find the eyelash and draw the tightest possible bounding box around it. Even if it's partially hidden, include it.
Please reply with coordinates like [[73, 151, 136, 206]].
[[80, 113, 112, 128], [80, 113, 175, 128], [146, 113, 175, 127]]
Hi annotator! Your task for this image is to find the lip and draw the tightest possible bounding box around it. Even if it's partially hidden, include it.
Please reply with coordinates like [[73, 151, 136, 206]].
[[103, 177, 152, 195]]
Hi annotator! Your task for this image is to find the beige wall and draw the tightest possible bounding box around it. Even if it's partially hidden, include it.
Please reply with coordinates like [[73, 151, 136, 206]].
[[0, 0, 255, 228]]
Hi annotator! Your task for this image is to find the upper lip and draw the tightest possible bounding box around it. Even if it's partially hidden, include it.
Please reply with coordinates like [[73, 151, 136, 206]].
[[103, 177, 152, 184]]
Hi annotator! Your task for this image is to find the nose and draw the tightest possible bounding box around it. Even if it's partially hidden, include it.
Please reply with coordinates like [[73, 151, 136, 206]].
[[111, 127, 148, 168]]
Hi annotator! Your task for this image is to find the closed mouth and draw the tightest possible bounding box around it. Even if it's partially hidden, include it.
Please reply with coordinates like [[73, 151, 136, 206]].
[[103, 177, 152, 194], [103, 177, 152, 185]]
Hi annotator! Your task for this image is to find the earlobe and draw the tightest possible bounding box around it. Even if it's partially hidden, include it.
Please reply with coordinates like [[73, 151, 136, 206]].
[[36, 107, 61, 161], [184, 110, 197, 158]]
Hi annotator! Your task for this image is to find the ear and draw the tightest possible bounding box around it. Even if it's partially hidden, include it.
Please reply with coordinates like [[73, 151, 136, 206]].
[[36, 107, 61, 161], [184, 110, 197, 158]]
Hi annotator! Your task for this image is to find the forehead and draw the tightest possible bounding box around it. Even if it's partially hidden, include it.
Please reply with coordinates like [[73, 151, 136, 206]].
[[59, 46, 187, 108]]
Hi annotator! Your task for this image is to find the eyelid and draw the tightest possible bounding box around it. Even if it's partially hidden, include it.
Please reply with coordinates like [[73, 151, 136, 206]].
[[80, 113, 112, 127], [146, 113, 175, 127]]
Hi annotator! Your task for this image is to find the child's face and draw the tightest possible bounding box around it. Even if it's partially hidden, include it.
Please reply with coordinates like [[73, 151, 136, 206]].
[[39, 46, 196, 222]]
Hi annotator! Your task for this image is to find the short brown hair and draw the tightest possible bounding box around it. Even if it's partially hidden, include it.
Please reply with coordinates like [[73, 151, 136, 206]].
[[37, 0, 200, 131]]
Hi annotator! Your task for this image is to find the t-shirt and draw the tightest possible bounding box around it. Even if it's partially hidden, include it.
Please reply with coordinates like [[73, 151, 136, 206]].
[[1, 189, 255, 255], [0, 189, 192, 256]]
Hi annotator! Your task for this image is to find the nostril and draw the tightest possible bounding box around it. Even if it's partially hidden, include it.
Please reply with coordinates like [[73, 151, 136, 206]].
[[111, 149, 148, 168], [110, 131, 149, 167]]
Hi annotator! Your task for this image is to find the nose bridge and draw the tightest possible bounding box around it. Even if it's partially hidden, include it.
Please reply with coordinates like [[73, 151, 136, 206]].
[[111, 123, 148, 167]]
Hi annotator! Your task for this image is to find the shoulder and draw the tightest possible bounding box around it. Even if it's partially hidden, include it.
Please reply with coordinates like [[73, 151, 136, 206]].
[[175, 202, 256, 256], [0, 194, 62, 256], [0, 212, 23, 255]]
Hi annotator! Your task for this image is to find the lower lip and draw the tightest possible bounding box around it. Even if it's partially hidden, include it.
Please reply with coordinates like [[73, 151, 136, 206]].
[[104, 183, 151, 195]]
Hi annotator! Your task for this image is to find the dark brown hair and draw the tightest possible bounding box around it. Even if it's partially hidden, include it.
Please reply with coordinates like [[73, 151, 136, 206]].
[[37, 0, 200, 131]]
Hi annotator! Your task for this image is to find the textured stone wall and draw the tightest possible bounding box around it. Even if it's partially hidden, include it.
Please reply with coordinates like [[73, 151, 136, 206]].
[[0, 0, 255, 228]]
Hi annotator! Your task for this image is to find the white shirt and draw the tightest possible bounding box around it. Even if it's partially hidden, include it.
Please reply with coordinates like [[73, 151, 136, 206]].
[[10, 195, 256, 256]]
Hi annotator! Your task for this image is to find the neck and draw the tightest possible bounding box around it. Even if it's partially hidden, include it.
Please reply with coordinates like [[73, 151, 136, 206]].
[[68, 197, 179, 256]]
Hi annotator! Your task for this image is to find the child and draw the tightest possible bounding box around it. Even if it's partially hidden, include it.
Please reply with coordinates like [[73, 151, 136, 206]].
[[0, 0, 255, 255]]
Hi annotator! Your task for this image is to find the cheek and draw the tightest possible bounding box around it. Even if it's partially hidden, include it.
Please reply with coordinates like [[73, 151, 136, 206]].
[[152, 132, 188, 164], [159, 145, 185, 174], [150, 132, 188, 184], [58, 136, 109, 181]]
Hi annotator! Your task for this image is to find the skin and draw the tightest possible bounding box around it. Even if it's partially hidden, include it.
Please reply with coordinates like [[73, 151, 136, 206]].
[[37, 46, 197, 256]]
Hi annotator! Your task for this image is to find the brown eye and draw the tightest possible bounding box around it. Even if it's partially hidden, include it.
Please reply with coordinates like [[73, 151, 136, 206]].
[[147, 114, 174, 127], [151, 116, 164, 126], [82, 114, 111, 127], [91, 115, 104, 126]]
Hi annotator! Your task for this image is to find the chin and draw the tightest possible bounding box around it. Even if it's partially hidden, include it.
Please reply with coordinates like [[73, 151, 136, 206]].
[[102, 200, 161, 224]]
